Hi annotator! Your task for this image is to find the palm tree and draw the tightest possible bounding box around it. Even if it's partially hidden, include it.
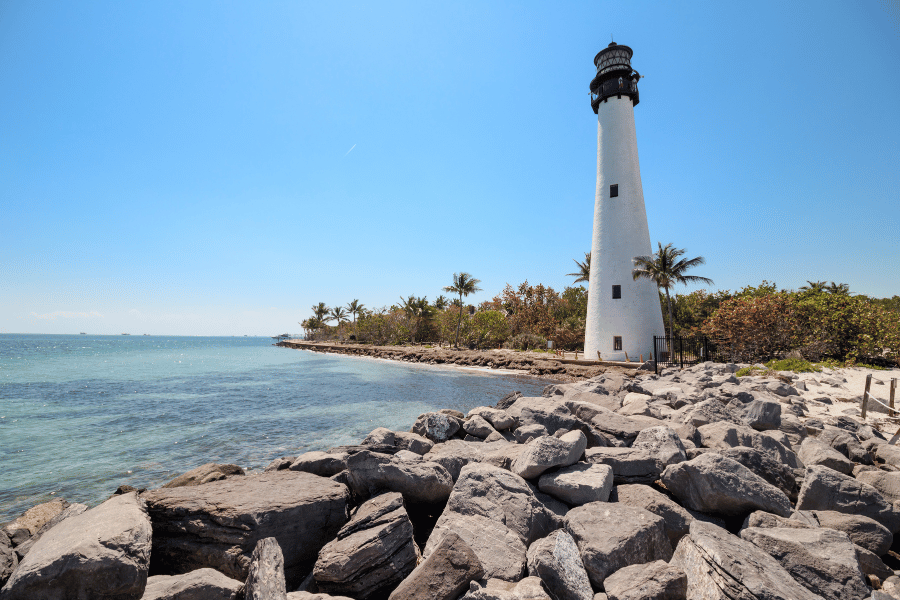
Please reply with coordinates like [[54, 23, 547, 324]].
[[400, 295, 433, 343], [434, 295, 449, 310], [632, 243, 713, 339], [330, 306, 348, 338], [799, 281, 827, 293], [443, 272, 482, 349], [826, 282, 851, 295], [566, 252, 591, 284], [346, 299, 364, 338], [312, 302, 330, 324]]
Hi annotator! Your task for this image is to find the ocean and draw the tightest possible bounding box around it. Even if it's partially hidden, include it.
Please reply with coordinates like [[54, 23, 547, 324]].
[[0, 334, 548, 522]]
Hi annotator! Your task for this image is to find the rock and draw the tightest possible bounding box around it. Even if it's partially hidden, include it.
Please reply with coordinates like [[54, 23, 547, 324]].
[[614, 484, 694, 548], [142, 568, 243, 600], [538, 462, 613, 505], [162, 463, 245, 488], [819, 427, 872, 464], [741, 526, 869, 600], [603, 560, 687, 600], [464, 415, 499, 439], [808, 510, 892, 556], [265, 456, 296, 472], [678, 399, 741, 428], [482, 441, 528, 470], [425, 514, 527, 582], [469, 407, 517, 431], [459, 576, 551, 600], [742, 510, 812, 530], [0, 531, 17, 588], [661, 453, 792, 517], [718, 446, 799, 501], [290, 452, 349, 477], [314, 493, 419, 599], [510, 397, 580, 435], [526, 530, 593, 600], [766, 381, 799, 397], [144, 471, 349, 585], [855, 470, 900, 504], [362, 428, 434, 455], [584, 447, 662, 484], [881, 575, 900, 598], [412, 412, 460, 443], [388, 530, 483, 600], [2, 499, 69, 545], [497, 391, 524, 410], [796, 465, 900, 533], [798, 438, 854, 475], [564, 401, 666, 445], [425, 440, 486, 481], [697, 421, 802, 469], [244, 537, 287, 600], [1, 492, 151, 600], [13, 502, 88, 559], [485, 431, 505, 443], [855, 544, 893, 581], [565, 502, 672, 589], [741, 399, 782, 431], [515, 424, 550, 444], [511, 431, 587, 480], [631, 426, 687, 467], [671, 520, 822, 600], [345, 450, 454, 504]]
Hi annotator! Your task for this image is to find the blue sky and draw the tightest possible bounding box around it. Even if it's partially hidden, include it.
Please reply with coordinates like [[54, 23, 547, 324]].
[[1, 1, 898, 335]]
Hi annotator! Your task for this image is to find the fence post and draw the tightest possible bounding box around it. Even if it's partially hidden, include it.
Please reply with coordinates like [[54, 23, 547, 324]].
[[653, 337, 658, 374], [891, 379, 897, 418], [862, 374, 872, 419]]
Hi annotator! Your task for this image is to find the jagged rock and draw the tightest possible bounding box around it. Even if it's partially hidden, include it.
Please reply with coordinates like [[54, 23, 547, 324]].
[[162, 463, 245, 488], [661, 453, 791, 517], [818, 426, 872, 464], [425, 514, 526, 582], [1, 492, 151, 600], [742, 510, 812, 530], [538, 462, 613, 505], [244, 537, 287, 600], [855, 470, 900, 504], [144, 471, 348, 585], [808, 510, 892, 556], [603, 560, 687, 600], [2, 499, 69, 545], [412, 412, 460, 443], [671, 520, 822, 600], [718, 446, 799, 501], [584, 447, 662, 484], [425, 440, 485, 481], [468, 407, 517, 431], [142, 568, 243, 600], [631, 426, 687, 466], [265, 456, 296, 472], [314, 493, 419, 599], [496, 391, 524, 410], [565, 502, 672, 589], [798, 438, 854, 475], [0, 531, 17, 588], [481, 441, 528, 470], [677, 399, 741, 428], [741, 399, 782, 431], [511, 431, 587, 479], [388, 530, 483, 600], [526, 530, 593, 600], [614, 484, 695, 547], [515, 424, 550, 444], [697, 421, 802, 469], [459, 577, 551, 600], [394, 449, 422, 461], [563, 401, 665, 445], [741, 526, 869, 600], [13, 502, 88, 559], [883, 576, 900, 599], [796, 465, 900, 533], [290, 452, 349, 477], [345, 450, 454, 504], [464, 415, 499, 439], [855, 545, 893, 581], [513, 399, 581, 436], [362, 428, 433, 455]]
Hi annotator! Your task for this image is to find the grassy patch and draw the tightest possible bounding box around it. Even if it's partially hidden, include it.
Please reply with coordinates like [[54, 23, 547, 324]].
[[764, 358, 821, 373]]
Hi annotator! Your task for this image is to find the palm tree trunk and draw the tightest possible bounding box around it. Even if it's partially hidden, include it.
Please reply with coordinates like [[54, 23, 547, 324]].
[[454, 294, 463, 348], [665, 287, 674, 341]]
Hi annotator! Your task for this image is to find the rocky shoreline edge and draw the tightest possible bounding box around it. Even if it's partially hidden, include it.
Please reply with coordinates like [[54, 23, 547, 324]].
[[4, 362, 900, 599], [275, 340, 646, 382]]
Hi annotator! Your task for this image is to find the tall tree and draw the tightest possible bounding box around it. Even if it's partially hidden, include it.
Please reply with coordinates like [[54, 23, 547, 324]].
[[443, 272, 482, 348], [312, 302, 330, 324], [400, 295, 433, 342], [826, 282, 851, 295], [434, 295, 449, 310], [330, 306, 348, 337], [346, 299, 364, 338], [632, 243, 713, 339], [799, 281, 827, 293], [566, 252, 591, 284]]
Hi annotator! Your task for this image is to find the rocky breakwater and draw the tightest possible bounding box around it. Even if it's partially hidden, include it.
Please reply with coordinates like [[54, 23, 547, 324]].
[[5, 363, 900, 599]]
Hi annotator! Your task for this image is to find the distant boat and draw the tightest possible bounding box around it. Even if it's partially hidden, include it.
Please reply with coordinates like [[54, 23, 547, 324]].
[[143, 334, 150, 336], [79, 332, 86, 335], [121, 333, 130, 336]]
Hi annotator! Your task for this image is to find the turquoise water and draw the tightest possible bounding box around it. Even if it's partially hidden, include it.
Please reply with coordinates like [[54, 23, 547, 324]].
[[0, 335, 547, 522]]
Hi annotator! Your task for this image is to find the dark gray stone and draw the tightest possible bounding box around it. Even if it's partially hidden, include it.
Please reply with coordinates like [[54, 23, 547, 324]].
[[345, 450, 454, 504], [538, 462, 613, 506], [614, 484, 694, 548], [0, 530, 18, 588], [388, 530, 484, 600], [162, 463, 245, 488], [603, 560, 687, 600], [798, 438, 854, 475], [245, 537, 287, 600], [141, 568, 243, 600], [809, 510, 892, 556], [412, 412, 460, 443], [796, 465, 900, 533], [718, 446, 799, 501], [584, 447, 663, 484], [742, 400, 782, 431], [526, 530, 593, 600], [697, 422, 802, 469]]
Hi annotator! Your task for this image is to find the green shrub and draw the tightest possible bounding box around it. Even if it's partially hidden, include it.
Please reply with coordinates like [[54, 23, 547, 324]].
[[735, 367, 752, 377], [763, 358, 821, 373], [504, 333, 548, 351]]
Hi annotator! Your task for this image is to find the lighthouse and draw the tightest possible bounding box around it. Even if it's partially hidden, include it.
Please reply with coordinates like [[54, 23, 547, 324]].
[[584, 42, 666, 361]]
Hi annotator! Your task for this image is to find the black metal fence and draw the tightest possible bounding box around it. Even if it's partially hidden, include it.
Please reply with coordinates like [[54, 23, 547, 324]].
[[653, 335, 728, 374]]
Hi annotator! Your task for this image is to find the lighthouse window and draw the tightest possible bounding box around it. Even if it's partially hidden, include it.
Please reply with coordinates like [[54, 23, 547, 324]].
[[612, 285, 621, 299], [613, 336, 623, 351], [610, 184, 619, 197]]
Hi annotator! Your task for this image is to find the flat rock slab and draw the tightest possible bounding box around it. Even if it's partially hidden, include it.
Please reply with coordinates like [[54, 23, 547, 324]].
[[538, 462, 613, 505], [142, 568, 242, 600], [345, 450, 454, 504], [796, 465, 900, 533], [526, 530, 593, 600], [388, 530, 484, 600], [424, 513, 527, 582], [144, 471, 349, 585], [671, 520, 822, 600], [162, 463, 245, 488], [797, 438, 853, 475], [565, 502, 672, 589], [290, 452, 349, 477], [603, 560, 687, 600], [808, 510, 892, 556], [1, 492, 152, 600], [740, 526, 869, 600], [585, 447, 663, 485], [661, 453, 791, 517]]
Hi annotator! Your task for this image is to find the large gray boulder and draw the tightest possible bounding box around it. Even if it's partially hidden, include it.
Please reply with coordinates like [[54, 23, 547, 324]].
[[412, 412, 460, 443], [1, 492, 152, 600], [244, 537, 287, 600], [697, 421, 802, 469], [718, 446, 799, 501], [563, 400, 666, 445], [388, 530, 483, 600], [661, 453, 792, 517], [631, 426, 687, 467], [0, 532, 16, 588], [141, 568, 242, 600], [314, 493, 419, 600], [362, 428, 433, 455], [671, 520, 822, 600], [798, 438, 854, 475], [741, 526, 869, 600], [796, 465, 900, 533], [290, 452, 349, 477], [526, 530, 593, 600], [511, 431, 587, 480], [538, 462, 613, 506], [509, 397, 580, 435], [854, 470, 900, 504], [161, 463, 245, 488], [345, 450, 454, 504], [818, 427, 871, 464], [144, 471, 348, 585], [458, 577, 551, 600], [424, 440, 485, 481], [614, 484, 695, 548], [584, 447, 663, 484], [741, 399, 782, 431], [678, 399, 742, 428], [12, 502, 89, 560], [1, 499, 70, 546], [464, 415, 499, 439], [468, 406, 517, 431], [565, 502, 672, 589], [603, 560, 687, 600], [424, 514, 526, 582], [807, 510, 893, 556]]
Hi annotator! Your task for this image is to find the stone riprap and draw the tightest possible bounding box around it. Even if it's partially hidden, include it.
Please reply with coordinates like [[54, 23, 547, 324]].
[[7, 360, 900, 599]]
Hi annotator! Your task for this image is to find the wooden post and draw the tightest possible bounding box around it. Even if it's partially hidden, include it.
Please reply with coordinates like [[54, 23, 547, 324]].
[[597, 351, 602, 362], [624, 351, 630, 362], [640, 354, 644, 363], [862, 374, 872, 419], [891, 378, 897, 418]]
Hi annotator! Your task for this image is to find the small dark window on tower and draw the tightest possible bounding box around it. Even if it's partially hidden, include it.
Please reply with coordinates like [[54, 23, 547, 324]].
[[612, 285, 621, 299], [610, 184, 619, 197], [613, 336, 622, 351]]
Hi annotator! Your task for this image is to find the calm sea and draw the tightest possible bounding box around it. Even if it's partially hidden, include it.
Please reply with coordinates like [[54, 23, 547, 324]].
[[0, 334, 547, 522]]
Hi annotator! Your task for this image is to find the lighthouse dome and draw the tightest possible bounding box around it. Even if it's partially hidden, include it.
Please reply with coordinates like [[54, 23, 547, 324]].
[[594, 42, 633, 75]]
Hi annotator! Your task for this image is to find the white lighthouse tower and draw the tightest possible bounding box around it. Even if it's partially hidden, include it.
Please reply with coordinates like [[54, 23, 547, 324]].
[[584, 42, 665, 361]]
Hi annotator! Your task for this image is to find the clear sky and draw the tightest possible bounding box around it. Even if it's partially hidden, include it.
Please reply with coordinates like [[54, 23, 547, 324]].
[[2, 1, 898, 335]]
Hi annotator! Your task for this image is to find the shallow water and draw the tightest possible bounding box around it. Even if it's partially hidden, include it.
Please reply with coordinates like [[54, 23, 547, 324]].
[[0, 334, 547, 522]]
